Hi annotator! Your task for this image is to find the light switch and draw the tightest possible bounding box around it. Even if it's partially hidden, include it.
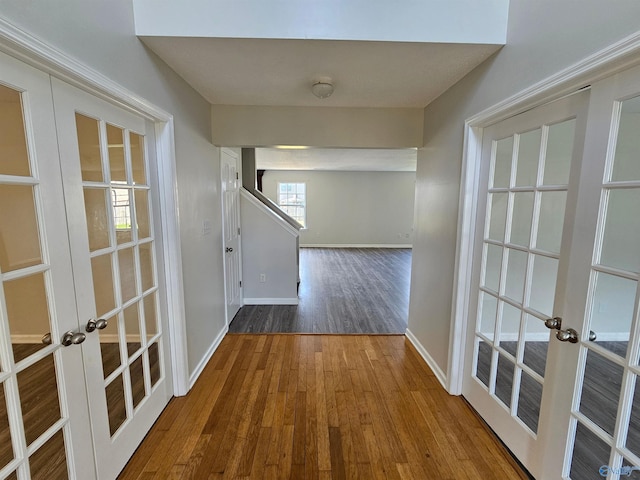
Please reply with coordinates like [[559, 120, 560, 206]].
[[202, 219, 212, 235]]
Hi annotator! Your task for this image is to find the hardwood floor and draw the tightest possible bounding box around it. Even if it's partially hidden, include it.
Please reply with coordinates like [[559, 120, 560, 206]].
[[229, 248, 412, 334], [3, 343, 154, 479], [119, 334, 529, 480], [476, 340, 640, 479]]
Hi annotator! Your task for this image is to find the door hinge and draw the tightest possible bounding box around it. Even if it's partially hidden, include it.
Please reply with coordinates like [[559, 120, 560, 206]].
[[238, 227, 241, 235], [236, 172, 239, 180], [239, 280, 242, 287]]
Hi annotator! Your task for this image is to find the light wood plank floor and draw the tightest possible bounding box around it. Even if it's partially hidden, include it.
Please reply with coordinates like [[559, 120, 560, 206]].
[[119, 334, 529, 479], [229, 248, 412, 334]]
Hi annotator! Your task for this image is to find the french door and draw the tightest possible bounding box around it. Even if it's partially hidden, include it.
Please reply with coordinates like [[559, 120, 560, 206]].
[[52, 79, 171, 479], [464, 63, 640, 479], [0, 51, 170, 479]]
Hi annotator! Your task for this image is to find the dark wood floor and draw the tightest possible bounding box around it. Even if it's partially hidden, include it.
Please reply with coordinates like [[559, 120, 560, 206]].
[[3, 343, 153, 479], [119, 334, 529, 480], [229, 248, 412, 334], [477, 340, 640, 479]]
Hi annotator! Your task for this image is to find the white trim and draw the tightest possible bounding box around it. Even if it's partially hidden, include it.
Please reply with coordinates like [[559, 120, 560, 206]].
[[447, 123, 483, 395], [0, 18, 189, 397], [405, 328, 447, 390], [243, 298, 300, 305], [0, 17, 169, 120], [467, 30, 640, 127], [155, 118, 189, 397], [10, 335, 48, 344], [188, 324, 228, 389], [241, 188, 300, 237], [588, 332, 630, 342], [450, 29, 640, 399], [495, 333, 549, 342], [302, 244, 413, 248]]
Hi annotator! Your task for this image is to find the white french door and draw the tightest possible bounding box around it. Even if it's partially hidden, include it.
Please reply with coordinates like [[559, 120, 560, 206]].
[[464, 63, 640, 479], [0, 52, 171, 479], [0, 49, 96, 480], [51, 79, 171, 479], [463, 90, 589, 477], [221, 148, 242, 325]]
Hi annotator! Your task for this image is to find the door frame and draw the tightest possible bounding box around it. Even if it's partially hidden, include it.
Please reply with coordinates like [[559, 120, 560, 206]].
[[0, 18, 191, 396], [449, 29, 640, 396]]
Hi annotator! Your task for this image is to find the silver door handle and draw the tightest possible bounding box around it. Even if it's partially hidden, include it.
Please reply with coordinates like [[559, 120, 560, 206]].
[[544, 317, 562, 330], [62, 330, 86, 347], [556, 328, 578, 343], [42, 332, 52, 345], [86, 318, 108, 332]]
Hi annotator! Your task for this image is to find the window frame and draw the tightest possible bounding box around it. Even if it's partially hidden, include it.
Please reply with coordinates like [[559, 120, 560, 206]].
[[277, 182, 307, 228]]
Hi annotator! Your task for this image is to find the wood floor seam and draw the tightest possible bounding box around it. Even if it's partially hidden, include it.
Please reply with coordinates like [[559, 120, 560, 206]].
[[119, 334, 529, 480]]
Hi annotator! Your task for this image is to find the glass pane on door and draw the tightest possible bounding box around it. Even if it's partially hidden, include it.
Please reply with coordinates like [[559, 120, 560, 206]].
[[566, 93, 640, 478], [0, 78, 81, 479], [473, 113, 578, 439], [74, 113, 162, 441]]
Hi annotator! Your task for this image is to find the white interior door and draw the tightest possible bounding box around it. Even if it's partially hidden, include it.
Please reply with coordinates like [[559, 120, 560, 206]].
[[0, 52, 96, 479], [463, 91, 589, 477], [466, 62, 640, 479], [552, 63, 640, 479], [221, 148, 242, 325], [51, 78, 171, 479]]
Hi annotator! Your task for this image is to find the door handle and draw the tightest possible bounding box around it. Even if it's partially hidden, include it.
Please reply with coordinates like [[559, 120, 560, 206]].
[[544, 317, 562, 330], [225, 247, 234, 253], [62, 330, 87, 347], [556, 328, 579, 343], [41, 332, 52, 345], [86, 318, 108, 332]]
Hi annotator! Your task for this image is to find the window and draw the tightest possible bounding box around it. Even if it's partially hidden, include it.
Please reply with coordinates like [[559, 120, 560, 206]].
[[277, 182, 306, 227], [111, 187, 132, 230]]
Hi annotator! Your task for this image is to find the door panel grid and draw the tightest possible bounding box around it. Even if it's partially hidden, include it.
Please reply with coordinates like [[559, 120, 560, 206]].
[[74, 112, 163, 439], [566, 91, 640, 478], [473, 117, 577, 437], [0, 69, 93, 479]]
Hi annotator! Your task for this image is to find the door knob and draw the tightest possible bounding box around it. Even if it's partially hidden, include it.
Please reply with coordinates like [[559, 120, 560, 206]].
[[62, 330, 86, 347], [86, 318, 108, 332], [556, 328, 579, 343], [544, 317, 562, 330], [226, 247, 233, 253], [41, 332, 52, 345]]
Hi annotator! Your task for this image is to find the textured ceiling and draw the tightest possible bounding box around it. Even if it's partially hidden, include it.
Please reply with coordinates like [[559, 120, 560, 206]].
[[140, 37, 500, 108]]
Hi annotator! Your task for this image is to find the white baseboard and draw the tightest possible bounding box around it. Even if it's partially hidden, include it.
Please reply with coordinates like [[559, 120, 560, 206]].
[[405, 328, 448, 391], [496, 332, 549, 342], [301, 244, 412, 248], [10, 334, 44, 344], [243, 298, 299, 305], [589, 332, 629, 342], [11, 334, 147, 344], [189, 324, 228, 390], [493, 332, 628, 342]]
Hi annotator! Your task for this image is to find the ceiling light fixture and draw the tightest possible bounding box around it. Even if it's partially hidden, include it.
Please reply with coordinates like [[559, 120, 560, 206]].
[[311, 76, 334, 99]]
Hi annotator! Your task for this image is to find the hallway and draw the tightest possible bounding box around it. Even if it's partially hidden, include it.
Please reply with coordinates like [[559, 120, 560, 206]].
[[229, 248, 411, 334], [119, 334, 529, 479]]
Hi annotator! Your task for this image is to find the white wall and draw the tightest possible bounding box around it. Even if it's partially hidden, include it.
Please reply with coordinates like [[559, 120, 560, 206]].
[[133, 0, 509, 45], [212, 105, 423, 148], [0, 1, 227, 376], [240, 190, 299, 304], [408, 0, 640, 375], [262, 170, 415, 246]]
